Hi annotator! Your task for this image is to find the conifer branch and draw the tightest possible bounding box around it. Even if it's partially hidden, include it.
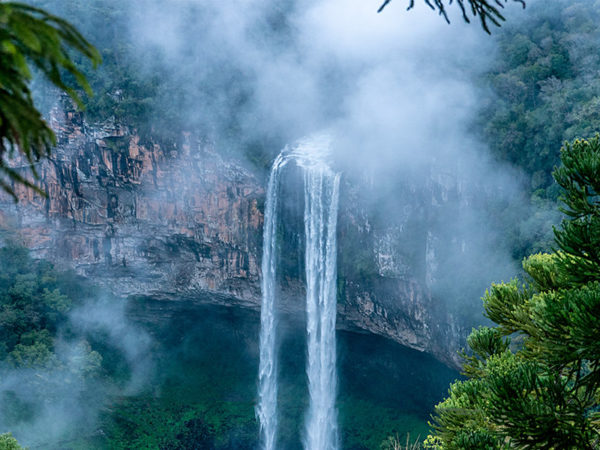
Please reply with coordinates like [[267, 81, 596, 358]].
[[378, 0, 526, 34]]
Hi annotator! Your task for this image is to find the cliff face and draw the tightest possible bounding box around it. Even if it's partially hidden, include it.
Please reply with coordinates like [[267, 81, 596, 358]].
[[335, 170, 469, 367], [0, 103, 264, 307], [0, 102, 467, 367]]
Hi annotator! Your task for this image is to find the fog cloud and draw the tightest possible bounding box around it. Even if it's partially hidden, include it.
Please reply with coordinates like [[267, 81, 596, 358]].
[[0, 296, 153, 447], [116, 0, 531, 319]]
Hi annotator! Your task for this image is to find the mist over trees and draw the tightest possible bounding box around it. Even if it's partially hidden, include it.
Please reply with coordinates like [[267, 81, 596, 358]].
[[480, 0, 600, 197], [0, 238, 154, 446], [428, 136, 600, 448]]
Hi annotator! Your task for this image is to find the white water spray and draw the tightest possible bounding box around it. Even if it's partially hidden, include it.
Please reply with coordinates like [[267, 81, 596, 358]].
[[301, 141, 341, 450], [257, 136, 340, 450], [256, 152, 287, 450]]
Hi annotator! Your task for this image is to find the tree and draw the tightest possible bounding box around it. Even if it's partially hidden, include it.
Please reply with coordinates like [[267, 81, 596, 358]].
[[0, 2, 100, 200], [0, 433, 24, 450], [378, 0, 526, 33], [427, 135, 600, 448], [160, 418, 216, 450]]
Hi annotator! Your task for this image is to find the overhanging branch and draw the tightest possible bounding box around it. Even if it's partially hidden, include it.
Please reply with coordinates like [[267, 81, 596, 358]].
[[378, 0, 526, 34]]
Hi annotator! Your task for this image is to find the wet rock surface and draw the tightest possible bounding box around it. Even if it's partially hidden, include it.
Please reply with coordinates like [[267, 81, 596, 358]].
[[0, 102, 468, 367]]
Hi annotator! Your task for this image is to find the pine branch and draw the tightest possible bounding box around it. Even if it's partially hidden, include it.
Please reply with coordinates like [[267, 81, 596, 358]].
[[378, 0, 526, 34]]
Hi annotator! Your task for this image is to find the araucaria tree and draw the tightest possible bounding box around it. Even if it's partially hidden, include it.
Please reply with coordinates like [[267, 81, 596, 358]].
[[427, 136, 600, 449]]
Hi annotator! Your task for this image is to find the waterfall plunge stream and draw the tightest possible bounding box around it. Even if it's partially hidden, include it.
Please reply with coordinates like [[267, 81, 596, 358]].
[[257, 137, 340, 450]]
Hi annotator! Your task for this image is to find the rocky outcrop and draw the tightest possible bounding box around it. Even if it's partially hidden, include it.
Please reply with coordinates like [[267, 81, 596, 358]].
[[335, 171, 469, 367], [0, 102, 264, 308], [0, 100, 468, 367]]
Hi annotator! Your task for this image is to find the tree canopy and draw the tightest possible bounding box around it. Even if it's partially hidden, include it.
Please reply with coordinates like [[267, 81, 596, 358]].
[[0, 433, 24, 450], [427, 135, 600, 448], [0, 2, 100, 200], [378, 0, 526, 33], [0, 242, 101, 372]]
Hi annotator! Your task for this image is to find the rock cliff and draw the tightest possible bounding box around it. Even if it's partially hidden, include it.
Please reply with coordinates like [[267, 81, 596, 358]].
[[0, 101, 468, 367]]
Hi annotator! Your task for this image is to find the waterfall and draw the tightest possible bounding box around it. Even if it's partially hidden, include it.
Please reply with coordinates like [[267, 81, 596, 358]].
[[302, 156, 341, 450], [256, 152, 287, 450], [257, 136, 340, 450]]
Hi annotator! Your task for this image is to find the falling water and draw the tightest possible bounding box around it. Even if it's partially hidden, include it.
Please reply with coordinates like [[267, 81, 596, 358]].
[[256, 152, 287, 450], [257, 136, 340, 450], [298, 138, 340, 450]]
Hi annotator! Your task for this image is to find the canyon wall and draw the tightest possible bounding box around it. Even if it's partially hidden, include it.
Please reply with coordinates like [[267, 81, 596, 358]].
[[0, 101, 468, 367]]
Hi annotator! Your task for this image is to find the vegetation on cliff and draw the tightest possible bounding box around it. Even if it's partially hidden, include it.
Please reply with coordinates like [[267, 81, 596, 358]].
[[0, 242, 101, 371], [427, 136, 600, 448], [480, 0, 600, 196], [464, 0, 600, 261]]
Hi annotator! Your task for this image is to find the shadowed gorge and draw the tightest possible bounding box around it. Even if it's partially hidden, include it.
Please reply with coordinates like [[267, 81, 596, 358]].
[[120, 300, 459, 449]]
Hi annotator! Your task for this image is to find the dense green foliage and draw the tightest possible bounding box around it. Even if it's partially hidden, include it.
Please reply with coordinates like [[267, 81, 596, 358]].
[[428, 136, 600, 448], [0, 2, 99, 199], [471, 0, 600, 258], [0, 243, 100, 370], [0, 241, 137, 446], [480, 0, 600, 196], [0, 433, 23, 450]]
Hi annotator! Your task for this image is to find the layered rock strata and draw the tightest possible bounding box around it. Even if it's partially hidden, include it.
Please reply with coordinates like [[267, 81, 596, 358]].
[[0, 102, 466, 367]]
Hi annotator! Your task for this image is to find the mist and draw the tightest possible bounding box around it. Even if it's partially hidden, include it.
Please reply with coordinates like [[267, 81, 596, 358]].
[[0, 293, 153, 447], [106, 0, 534, 309], [22, 0, 543, 351], [121, 0, 494, 155]]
